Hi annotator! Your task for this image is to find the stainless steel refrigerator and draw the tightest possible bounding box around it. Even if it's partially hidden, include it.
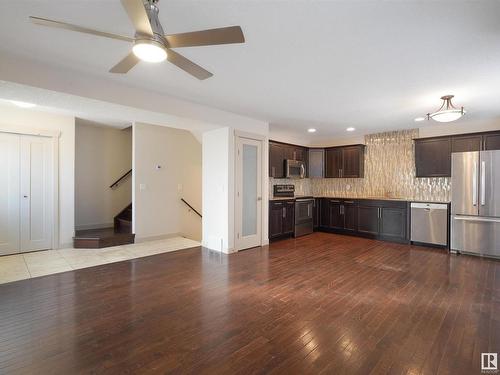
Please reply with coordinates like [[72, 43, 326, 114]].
[[451, 150, 500, 258]]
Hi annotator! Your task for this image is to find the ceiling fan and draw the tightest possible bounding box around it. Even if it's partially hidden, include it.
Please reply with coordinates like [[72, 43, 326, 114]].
[[29, 0, 245, 80]]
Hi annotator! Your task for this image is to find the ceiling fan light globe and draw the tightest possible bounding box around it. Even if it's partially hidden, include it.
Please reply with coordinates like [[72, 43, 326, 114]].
[[429, 109, 465, 123], [132, 42, 167, 63]]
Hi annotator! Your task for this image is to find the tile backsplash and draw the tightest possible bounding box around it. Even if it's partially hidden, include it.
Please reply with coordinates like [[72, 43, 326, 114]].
[[270, 129, 451, 202]]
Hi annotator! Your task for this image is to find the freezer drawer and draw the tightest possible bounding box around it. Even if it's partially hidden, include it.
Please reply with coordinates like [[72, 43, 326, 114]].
[[451, 215, 500, 258], [410, 203, 448, 246]]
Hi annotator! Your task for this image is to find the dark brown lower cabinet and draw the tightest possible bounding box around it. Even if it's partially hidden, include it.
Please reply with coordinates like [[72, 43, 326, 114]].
[[319, 199, 358, 233], [313, 198, 320, 229], [283, 201, 295, 235], [343, 200, 357, 232], [269, 201, 284, 239], [379, 207, 407, 241], [357, 205, 379, 236], [319, 198, 408, 244], [269, 200, 295, 240]]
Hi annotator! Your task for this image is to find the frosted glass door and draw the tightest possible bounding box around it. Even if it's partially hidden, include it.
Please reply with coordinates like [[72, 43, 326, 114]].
[[242, 144, 258, 236], [236, 137, 262, 250]]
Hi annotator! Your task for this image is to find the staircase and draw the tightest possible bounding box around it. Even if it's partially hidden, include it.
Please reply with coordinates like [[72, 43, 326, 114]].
[[73, 204, 135, 249]]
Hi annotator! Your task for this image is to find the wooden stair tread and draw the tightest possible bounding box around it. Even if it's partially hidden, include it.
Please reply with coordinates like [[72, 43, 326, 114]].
[[74, 203, 134, 248]]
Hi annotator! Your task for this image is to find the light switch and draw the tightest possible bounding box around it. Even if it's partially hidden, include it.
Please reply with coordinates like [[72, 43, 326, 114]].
[[178, 184, 183, 192], [139, 183, 147, 191]]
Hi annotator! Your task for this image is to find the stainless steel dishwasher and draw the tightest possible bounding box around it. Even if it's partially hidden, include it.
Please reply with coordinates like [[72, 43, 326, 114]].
[[410, 202, 449, 247]]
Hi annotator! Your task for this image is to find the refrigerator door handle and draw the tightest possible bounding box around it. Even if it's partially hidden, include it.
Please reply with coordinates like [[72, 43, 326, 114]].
[[453, 215, 500, 223], [472, 160, 478, 206], [480, 161, 486, 206]]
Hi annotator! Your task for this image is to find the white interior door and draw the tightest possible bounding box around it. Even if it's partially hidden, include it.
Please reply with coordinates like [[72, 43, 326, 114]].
[[19, 135, 53, 252], [235, 136, 262, 250], [0, 133, 20, 255]]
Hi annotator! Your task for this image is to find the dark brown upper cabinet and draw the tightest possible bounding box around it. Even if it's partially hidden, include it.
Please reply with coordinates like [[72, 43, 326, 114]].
[[325, 145, 365, 178], [484, 133, 500, 150], [269, 141, 308, 178], [325, 148, 342, 178], [415, 130, 500, 178], [269, 142, 285, 178], [452, 134, 482, 153], [415, 137, 452, 177]]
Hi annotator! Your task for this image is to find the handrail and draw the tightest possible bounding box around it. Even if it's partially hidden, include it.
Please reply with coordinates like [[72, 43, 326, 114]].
[[110, 169, 132, 189], [181, 198, 202, 218]]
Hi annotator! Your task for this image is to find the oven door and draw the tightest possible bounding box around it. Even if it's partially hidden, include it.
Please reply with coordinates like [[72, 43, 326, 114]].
[[295, 199, 314, 224], [286, 160, 305, 179], [295, 199, 314, 237]]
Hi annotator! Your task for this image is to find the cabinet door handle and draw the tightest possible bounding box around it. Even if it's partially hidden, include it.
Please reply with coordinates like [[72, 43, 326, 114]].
[[271, 166, 275, 176], [282, 207, 286, 218], [344, 201, 354, 204]]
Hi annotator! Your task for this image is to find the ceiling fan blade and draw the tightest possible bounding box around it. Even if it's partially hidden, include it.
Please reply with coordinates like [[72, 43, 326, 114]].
[[109, 52, 140, 74], [120, 0, 153, 37], [165, 26, 245, 48], [29, 16, 133, 42], [167, 49, 213, 80]]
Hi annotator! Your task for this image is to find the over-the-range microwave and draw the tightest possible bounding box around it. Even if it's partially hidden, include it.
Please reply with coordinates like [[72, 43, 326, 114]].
[[285, 159, 306, 179]]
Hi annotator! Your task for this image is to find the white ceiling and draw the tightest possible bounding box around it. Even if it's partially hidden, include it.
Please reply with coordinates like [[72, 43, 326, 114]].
[[1, 0, 500, 145]]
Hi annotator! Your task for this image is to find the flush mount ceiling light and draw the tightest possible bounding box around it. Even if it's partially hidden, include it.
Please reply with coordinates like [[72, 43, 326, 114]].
[[426, 95, 466, 123], [414, 117, 425, 122], [307, 128, 317, 133], [346, 127, 355, 132], [8, 100, 36, 108]]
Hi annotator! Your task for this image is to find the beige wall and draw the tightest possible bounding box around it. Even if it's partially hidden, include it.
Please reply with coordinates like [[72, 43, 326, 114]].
[[75, 120, 132, 229], [0, 104, 75, 247], [133, 123, 202, 242]]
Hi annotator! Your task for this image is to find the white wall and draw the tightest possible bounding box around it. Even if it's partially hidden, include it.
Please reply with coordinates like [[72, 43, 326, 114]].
[[133, 123, 202, 242], [75, 120, 132, 230], [202, 128, 270, 253], [202, 127, 231, 252], [0, 104, 75, 247]]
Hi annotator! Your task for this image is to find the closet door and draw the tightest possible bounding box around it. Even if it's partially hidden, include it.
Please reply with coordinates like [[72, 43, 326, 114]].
[[19, 135, 53, 252], [0, 133, 20, 255]]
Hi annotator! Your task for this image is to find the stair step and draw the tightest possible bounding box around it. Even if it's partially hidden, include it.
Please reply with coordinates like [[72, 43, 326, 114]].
[[115, 218, 132, 234], [119, 209, 132, 221], [73, 228, 135, 249]]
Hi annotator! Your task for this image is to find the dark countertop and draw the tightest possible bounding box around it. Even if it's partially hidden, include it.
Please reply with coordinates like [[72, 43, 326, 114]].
[[270, 196, 450, 204]]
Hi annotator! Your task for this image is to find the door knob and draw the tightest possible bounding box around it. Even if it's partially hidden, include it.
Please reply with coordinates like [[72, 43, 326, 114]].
[[257, 197, 262, 201], [23, 195, 28, 198]]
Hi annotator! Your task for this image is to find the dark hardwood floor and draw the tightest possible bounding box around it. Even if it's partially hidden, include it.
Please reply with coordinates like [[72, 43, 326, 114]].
[[1, 232, 499, 374]]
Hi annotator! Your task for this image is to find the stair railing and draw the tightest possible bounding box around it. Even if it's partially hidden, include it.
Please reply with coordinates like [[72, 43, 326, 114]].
[[181, 198, 202, 218], [110, 169, 132, 189]]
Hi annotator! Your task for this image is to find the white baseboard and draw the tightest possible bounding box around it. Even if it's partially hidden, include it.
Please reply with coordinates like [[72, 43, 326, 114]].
[[135, 232, 182, 243], [75, 222, 114, 231]]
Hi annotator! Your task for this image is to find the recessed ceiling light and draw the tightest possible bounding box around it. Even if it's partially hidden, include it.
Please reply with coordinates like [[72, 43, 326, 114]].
[[8, 100, 37, 108], [307, 128, 317, 133], [414, 117, 425, 122], [346, 127, 355, 132]]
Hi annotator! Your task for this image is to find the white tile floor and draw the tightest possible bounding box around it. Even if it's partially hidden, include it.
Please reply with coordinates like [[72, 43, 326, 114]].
[[0, 236, 200, 285]]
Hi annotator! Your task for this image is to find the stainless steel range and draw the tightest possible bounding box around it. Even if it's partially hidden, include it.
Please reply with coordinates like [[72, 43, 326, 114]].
[[294, 197, 314, 237], [272, 184, 314, 237]]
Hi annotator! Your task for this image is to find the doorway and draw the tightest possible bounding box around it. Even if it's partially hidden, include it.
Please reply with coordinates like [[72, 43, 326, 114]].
[[235, 135, 263, 251], [0, 132, 54, 255]]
